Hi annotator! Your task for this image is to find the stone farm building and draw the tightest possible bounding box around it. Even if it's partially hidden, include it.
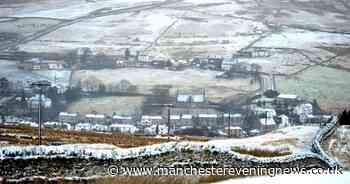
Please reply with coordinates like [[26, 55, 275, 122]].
[[17, 58, 65, 71]]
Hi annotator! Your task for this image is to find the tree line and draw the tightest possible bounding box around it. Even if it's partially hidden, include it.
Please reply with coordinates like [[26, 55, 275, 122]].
[[338, 109, 350, 125]]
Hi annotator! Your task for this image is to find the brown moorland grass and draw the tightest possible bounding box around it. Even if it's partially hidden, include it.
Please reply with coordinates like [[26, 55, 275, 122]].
[[231, 146, 292, 157], [0, 124, 167, 148], [0, 124, 208, 147]]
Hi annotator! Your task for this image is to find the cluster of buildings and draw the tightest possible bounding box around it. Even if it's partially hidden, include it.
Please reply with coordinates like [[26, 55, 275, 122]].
[[17, 58, 66, 71], [2, 91, 333, 138], [249, 93, 332, 132], [55, 110, 246, 137], [51, 91, 333, 138]]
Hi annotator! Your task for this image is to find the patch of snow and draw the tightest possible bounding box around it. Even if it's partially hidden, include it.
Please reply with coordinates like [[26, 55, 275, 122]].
[[254, 28, 350, 50], [14, 0, 168, 19]]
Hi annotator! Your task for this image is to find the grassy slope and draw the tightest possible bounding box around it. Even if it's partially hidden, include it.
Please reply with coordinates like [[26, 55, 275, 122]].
[[277, 66, 350, 112]]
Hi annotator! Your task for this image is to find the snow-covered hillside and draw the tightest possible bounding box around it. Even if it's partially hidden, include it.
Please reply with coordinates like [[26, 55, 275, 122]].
[[0, 126, 319, 160]]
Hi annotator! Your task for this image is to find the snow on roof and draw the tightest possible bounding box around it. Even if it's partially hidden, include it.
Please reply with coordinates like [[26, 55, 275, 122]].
[[224, 113, 242, 118], [75, 123, 91, 130], [30, 94, 51, 101], [170, 115, 181, 120], [279, 114, 289, 119], [92, 124, 108, 129], [260, 118, 276, 126], [192, 95, 205, 103], [59, 112, 77, 117], [199, 114, 217, 118], [19, 121, 38, 128], [224, 126, 242, 130], [142, 115, 163, 120], [144, 125, 168, 135], [222, 57, 237, 64], [177, 94, 190, 102], [112, 115, 132, 120], [278, 94, 298, 99], [86, 114, 105, 119], [181, 114, 192, 119], [233, 114, 242, 118], [323, 115, 332, 119], [254, 107, 277, 117], [110, 124, 136, 128], [44, 122, 61, 126], [249, 129, 260, 133]]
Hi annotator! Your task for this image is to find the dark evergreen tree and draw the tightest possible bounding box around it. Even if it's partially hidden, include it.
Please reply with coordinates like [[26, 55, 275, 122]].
[[98, 84, 106, 95], [47, 86, 59, 103], [80, 48, 93, 66], [338, 109, 350, 125], [312, 99, 323, 114], [65, 84, 81, 102], [0, 77, 10, 95], [65, 50, 78, 67], [125, 48, 130, 60], [263, 89, 279, 98]]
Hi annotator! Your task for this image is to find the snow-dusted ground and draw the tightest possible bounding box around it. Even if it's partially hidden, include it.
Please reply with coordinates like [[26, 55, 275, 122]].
[[210, 126, 319, 153], [254, 28, 350, 50], [12, 0, 167, 19], [214, 172, 350, 184], [0, 126, 319, 160], [72, 68, 258, 101]]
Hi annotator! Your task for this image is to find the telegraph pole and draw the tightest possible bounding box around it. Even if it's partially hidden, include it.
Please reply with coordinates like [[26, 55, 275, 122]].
[[150, 103, 174, 140], [228, 112, 231, 137], [31, 80, 51, 145], [167, 107, 171, 140]]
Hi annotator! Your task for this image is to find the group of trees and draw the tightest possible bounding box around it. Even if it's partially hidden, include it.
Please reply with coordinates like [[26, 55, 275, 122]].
[[263, 89, 279, 98], [65, 48, 115, 69], [74, 77, 138, 96], [338, 109, 350, 125], [0, 77, 66, 122], [64, 85, 82, 102], [0, 77, 11, 96]]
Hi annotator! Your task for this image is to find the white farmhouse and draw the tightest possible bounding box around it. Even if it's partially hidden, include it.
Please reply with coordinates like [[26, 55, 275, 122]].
[[85, 114, 105, 124], [141, 115, 163, 126], [144, 124, 168, 135], [293, 103, 313, 123], [29, 94, 52, 108], [110, 124, 137, 134]]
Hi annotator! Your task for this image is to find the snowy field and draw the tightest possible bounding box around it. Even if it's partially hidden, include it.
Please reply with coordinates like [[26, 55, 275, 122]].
[[66, 96, 144, 116], [2, 0, 167, 19], [72, 68, 259, 102], [1, 0, 350, 111], [277, 66, 350, 112], [210, 126, 319, 153]]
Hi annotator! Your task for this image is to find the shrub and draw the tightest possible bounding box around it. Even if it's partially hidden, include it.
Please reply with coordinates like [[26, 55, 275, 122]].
[[338, 109, 350, 126]]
